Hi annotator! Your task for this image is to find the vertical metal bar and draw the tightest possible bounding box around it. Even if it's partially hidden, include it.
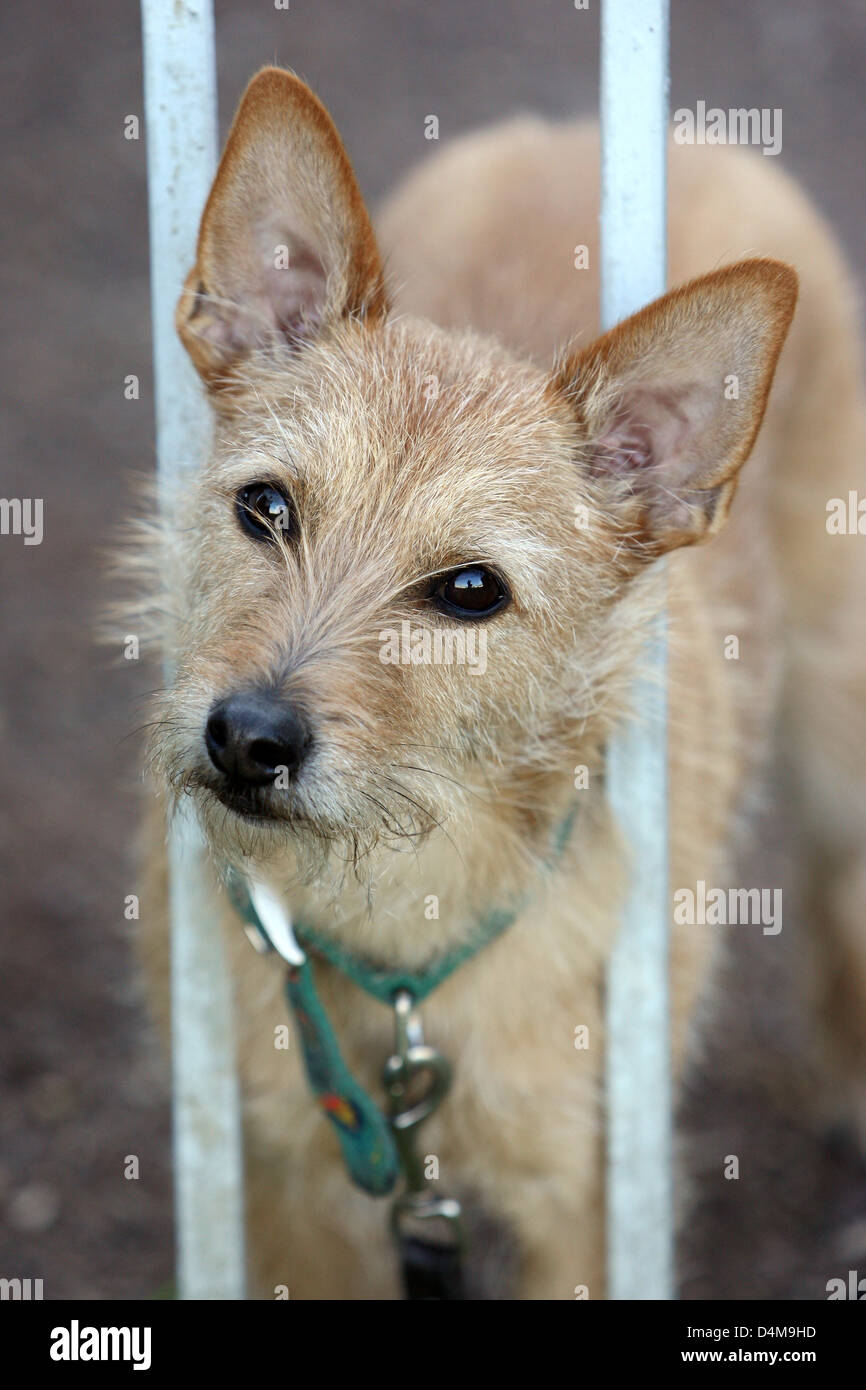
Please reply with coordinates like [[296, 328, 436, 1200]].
[[601, 0, 673, 1299], [141, 0, 246, 1299]]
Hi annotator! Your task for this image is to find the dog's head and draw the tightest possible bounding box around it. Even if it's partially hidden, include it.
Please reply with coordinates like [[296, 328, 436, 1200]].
[[149, 67, 796, 873]]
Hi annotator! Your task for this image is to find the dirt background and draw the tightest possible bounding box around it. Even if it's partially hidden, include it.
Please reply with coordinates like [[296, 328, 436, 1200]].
[[1, 0, 865, 1300]]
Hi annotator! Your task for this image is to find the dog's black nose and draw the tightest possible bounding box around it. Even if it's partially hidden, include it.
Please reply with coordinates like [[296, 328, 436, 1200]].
[[205, 692, 312, 787]]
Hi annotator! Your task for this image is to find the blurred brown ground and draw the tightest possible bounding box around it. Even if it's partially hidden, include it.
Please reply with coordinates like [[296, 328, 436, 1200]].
[[1, 0, 865, 1299]]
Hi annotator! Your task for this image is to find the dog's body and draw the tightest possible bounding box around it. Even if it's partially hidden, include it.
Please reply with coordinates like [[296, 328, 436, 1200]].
[[138, 72, 866, 1299]]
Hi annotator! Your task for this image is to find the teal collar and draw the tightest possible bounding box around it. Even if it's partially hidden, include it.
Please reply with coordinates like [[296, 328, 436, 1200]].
[[225, 801, 578, 1197], [288, 903, 516, 1006]]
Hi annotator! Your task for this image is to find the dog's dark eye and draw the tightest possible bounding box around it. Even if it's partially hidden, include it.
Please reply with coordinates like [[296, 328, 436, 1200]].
[[431, 566, 509, 619], [236, 483, 297, 542]]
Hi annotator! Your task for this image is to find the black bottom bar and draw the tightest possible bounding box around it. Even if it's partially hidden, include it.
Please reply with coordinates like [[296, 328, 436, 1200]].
[[4, 1297, 860, 1373]]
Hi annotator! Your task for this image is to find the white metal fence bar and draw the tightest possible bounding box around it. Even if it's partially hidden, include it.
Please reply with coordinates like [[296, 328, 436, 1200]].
[[601, 0, 673, 1300], [141, 0, 246, 1299]]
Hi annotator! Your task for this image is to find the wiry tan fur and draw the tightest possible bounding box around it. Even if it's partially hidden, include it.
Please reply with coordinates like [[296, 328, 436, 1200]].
[[134, 69, 866, 1299]]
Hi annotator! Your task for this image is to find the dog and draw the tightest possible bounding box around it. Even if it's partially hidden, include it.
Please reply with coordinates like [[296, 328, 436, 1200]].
[[135, 67, 866, 1299]]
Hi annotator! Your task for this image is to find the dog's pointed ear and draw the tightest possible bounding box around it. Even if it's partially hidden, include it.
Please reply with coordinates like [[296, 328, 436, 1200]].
[[176, 67, 388, 396], [552, 258, 797, 557]]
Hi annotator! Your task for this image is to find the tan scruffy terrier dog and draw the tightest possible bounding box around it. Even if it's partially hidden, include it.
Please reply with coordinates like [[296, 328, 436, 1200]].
[[136, 67, 866, 1299]]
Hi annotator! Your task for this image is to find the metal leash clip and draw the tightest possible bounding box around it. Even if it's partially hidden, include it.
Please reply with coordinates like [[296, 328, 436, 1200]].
[[383, 990, 464, 1252]]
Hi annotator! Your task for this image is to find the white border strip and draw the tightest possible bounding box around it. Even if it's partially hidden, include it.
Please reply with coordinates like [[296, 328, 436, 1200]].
[[141, 0, 246, 1299], [601, 0, 673, 1300]]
